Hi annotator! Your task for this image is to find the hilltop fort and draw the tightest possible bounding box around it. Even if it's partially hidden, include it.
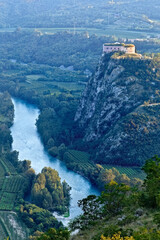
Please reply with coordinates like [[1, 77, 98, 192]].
[[103, 43, 135, 54]]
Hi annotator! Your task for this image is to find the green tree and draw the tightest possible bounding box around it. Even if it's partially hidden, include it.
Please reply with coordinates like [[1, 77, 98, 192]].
[[70, 181, 131, 231], [99, 180, 130, 216], [31, 167, 70, 213], [36, 228, 70, 240], [141, 155, 160, 208]]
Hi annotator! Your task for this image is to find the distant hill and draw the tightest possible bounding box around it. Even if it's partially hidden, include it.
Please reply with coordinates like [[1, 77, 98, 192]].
[[0, 0, 159, 32]]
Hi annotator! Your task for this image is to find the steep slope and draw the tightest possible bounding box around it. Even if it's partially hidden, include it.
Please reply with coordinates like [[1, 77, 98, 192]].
[[75, 53, 160, 166]]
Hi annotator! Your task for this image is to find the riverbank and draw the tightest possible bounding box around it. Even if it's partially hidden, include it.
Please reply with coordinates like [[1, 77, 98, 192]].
[[11, 97, 99, 221], [11, 94, 144, 191], [0, 93, 31, 239]]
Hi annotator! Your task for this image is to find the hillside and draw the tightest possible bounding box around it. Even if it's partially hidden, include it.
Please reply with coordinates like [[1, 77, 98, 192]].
[[0, 0, 160, 37], [75, 53, 160, 166]]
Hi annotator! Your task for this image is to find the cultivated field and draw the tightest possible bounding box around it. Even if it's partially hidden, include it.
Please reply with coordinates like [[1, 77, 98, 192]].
[[0, 158, 24, 211], [103, 164, 146, 180]]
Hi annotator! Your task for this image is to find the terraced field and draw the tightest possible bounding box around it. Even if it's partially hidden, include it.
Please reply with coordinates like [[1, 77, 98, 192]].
[[1, 159, 17, 175], [2, 176, 24, 193], [64, 150, 146, 181], [103, 165, 146, 180], [0, 158, 29, 239], [65, 150, 94, 169], [0, 158, 24, 211]]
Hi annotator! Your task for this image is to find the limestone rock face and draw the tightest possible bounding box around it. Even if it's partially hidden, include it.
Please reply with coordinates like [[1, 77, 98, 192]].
[[75, 53, 160, 166]]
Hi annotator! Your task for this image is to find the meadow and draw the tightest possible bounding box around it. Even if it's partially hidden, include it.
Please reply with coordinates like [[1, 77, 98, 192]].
[[0, 27, 155, 38]]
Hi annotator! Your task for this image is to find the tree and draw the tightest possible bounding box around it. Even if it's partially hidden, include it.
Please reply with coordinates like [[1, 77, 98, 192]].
[[141, 155, 160, 208], [99, 180, 130, 216], [36, 228, 70, 240], [100, 232, 135, 240], [69, 181, 131, 231], [31, 167, 70, 213]]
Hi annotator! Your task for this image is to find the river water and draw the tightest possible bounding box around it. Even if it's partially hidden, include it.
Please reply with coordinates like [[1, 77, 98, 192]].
[[10, 98, 99, 225]]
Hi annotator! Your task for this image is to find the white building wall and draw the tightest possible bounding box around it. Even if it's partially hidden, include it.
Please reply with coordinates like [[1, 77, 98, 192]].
[[103, 44, 135, 54], [125, 46, 135, 54]]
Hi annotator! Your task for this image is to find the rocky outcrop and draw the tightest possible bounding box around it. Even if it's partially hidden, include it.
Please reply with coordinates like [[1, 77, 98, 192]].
[[75, 53, 160, 166]]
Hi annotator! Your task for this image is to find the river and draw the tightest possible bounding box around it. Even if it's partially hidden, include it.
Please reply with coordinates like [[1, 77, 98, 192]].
[[10, 98, 99, 225]]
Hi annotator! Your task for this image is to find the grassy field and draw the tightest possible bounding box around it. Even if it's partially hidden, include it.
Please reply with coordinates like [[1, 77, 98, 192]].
[[51, 81, 85, 91], [21, 74, 85, 95], [0, 27, 154, 38], [27, 74, 45, 81]]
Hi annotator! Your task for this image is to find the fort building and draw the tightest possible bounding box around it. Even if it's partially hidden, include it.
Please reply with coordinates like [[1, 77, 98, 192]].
[[103, 43, 135, 54]]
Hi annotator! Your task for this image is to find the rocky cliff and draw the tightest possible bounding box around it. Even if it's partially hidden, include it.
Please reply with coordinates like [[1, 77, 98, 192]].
[[75, 53, 160, 166]]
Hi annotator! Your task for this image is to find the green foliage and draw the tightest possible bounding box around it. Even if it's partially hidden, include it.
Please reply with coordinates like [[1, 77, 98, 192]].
[[20, 203, 62, 233], [0, 92, 14, 153], [140, 155, 160, 208], [96, 166, 143, 189], [35, 94, 78, 150], [0, 173, 29, 211], [71, 156, 160, 239], [99, 181, 131, 216], [133, 228, 160, 240], [0, 31, 108, 72], [31, 167, 71, 213], [62, 151, 143, 190], [103, 165, 146, 180], [35, 228, 70, 240], [69, 181, 133, 231]]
